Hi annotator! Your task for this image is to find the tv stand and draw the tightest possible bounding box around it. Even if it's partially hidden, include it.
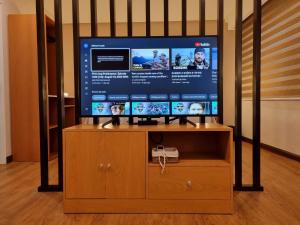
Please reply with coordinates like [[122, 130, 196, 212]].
[[179, 117, 197, 127], [138, 117, 158, 126], [63, 123, 233, 213], [101, 116, 120, 128], [93, 117, 99, 125], [169, 116, 197, 127]]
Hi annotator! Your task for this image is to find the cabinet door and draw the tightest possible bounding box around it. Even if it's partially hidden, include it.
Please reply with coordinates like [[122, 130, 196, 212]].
[[65, 132, 106, 198], [104, 132, 146, 199]]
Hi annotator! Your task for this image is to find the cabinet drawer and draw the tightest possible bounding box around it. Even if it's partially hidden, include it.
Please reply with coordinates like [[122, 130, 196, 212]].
[[148, 166, 231, 200]]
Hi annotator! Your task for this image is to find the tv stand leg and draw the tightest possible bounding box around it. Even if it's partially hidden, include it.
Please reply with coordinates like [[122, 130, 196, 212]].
[[93, 117, 99, 125], [179, 117, 188, 125], [128, 117, 134, 125], [179, 117, 197, 127], [102, 116, 120, 128], [200, 116, 205, 124], [165, 116, 170, 124]]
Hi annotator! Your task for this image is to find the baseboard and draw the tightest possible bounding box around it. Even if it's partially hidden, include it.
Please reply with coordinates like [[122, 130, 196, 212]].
[[6, 155, 13, 163], [241, 136, 300, 162]]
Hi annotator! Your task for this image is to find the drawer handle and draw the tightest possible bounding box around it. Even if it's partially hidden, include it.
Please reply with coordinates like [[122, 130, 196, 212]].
[[98, 163, 104, 169], [107, 163, 111, 169], [186, 180, 192, 188]]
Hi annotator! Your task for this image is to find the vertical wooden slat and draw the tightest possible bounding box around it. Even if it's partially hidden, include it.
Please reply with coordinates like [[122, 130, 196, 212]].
[[110, 0, 116, 37], [91, 0, 99, 125], [199, 0, 206, 124], [182, 0, 187, 36], [217, 0, 224, 124], [146, 0, 151, 36], [36, 0, 49, 191], [72, 0, 80, 124], [164, 0, 169, 36], [91, 0, 98, 36], [253, 0, 263, 189], [200, 0, 205, 36], [127, 0, 132, 36], [54, 0, 65, 190], [164, 0, 170, 124], [127, 0, 134, 124], [235, 0, 243, 190]]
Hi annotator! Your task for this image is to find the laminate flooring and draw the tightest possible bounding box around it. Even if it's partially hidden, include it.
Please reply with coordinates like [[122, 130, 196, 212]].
[[0, 142, 300, 225]]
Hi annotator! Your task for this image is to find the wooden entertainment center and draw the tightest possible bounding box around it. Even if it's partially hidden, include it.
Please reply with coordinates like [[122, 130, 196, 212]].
[[63, 123, 233, 213]]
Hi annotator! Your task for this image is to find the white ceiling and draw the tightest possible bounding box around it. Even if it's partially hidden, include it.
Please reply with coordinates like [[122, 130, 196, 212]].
[[9, 0, 269, 30]]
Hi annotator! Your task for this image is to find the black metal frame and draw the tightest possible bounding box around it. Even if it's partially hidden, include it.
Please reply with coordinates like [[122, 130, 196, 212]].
[[36, 0, 64, 192], [182, 0, 187, 36], [55, 0, 65, 191], [110, 0, 116, 37], [36, 0, 49, 192], [127, 0, 132, 37], [217, 0, 224, 124], [146, 0, 150, 36], [200, 0, 205, 36], [234, 0, 243, 190], [91, 0, 99, 125], [91, 0, 98, 36], [72, 0, 80, 124], [252, 0, 263, 191], [36, 0, 263, 192], [200, 0, 206, 124], [234, 0, 263, 192], [164, 0, 169, 36]]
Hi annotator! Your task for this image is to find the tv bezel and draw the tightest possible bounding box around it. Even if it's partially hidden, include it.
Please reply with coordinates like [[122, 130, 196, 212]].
[[79, 35, 219, 118]]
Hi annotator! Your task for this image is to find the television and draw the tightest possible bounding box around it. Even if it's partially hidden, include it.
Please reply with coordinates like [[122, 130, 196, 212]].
[[79, 36, 218, 117]]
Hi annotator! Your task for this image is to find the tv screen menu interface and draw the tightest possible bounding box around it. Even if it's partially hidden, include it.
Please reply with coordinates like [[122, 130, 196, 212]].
[[80, 37, 218, 116]]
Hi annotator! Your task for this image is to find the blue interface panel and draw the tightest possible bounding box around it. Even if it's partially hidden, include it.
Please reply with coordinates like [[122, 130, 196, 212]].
[[80, 37, 218, 116]]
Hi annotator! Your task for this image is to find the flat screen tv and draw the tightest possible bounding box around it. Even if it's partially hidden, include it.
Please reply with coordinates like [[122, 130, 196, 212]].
[[80, 36, 218, 117]]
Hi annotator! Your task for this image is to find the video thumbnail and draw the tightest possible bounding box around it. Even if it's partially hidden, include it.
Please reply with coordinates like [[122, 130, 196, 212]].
[[211, 48, 218, 70], [212, 101, 218, 115], [171, 102, 210, 115], [91, 48, 130, 71], [171, 48, 210, 70], [131, 49, 170, 70], [92, 102, 130, 116], [132, 102, 170, 115]]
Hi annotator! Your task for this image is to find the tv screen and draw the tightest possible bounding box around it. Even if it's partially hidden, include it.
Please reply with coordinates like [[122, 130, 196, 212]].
[[80, 36, 218, 117]]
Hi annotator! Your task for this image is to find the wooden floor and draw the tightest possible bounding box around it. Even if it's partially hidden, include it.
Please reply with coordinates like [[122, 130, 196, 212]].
[[1, 142, 300, 225]]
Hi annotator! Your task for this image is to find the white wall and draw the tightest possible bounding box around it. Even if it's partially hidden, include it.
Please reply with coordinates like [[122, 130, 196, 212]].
[[242, 100, 300, 156], [0, 0, 19, 164]]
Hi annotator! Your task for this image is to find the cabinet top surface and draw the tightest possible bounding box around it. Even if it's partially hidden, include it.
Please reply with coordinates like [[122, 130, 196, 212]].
[[64, 123, 232, 132]]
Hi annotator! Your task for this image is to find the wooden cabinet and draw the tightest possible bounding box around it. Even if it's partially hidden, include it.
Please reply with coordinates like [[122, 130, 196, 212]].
[[8, 15, 76, 161], [64, 131, 146, 199], [104, 132, 146, 199], [63, 124, 233, 213], [65, 132, 106, 199]]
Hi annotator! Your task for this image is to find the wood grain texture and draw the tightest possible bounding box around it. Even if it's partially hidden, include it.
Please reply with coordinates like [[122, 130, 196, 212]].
[[1, 142, 300, 223], [104, 132, 146, 199], [64, 132, 106, 199], [63, 126, 232, 213], [64, 199, 233, 214], [8, 15, 40, 162], [64, 131, 146, 200], [148, 166, 231, 200], [65, 123, 232, 132]]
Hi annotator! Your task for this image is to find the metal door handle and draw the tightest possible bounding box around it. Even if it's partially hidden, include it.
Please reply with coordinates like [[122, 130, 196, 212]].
[[186, 180, 192, 188]]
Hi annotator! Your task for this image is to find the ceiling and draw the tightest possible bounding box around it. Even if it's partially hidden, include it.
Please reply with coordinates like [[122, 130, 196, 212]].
[[9, 0, 269, 30]]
